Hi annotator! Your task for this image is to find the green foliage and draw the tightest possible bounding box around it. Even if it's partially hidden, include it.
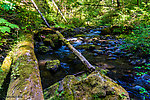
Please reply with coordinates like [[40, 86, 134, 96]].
[[120, 24, 150, 55], [0, 0, 16, 12], [0, 18, 19, 46], [0, 18, 19, 33], [119, 92, 126, 99], [134, 63, 150, 76]]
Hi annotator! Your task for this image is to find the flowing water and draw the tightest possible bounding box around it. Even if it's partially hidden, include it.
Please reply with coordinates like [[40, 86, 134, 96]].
[[0, 27, 149, 100]]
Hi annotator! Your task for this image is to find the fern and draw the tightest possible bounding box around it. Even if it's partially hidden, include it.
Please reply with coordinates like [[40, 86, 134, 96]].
[[0, 26, 10, 33], [0, 18, 19, 33], [0, 18, 8, 24], [0, 18, 19, 46]]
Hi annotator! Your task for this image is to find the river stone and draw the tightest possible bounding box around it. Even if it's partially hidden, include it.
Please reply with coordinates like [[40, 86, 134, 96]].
[[107, 57, 117, 60], [108, 54, 117, 57], [93, 53, 98, 56], [95, 63, 115, 69], [108, 41, 115, 46], [135, 74, 150, 90], [131, 85, 150, 100], [93, 50, 104, 55], [38, 46, 50, 54], [125, 53, 133, 57], [44, 71, 130, 100], [97, 43, 101, 46], [45, 60, 60, 72]]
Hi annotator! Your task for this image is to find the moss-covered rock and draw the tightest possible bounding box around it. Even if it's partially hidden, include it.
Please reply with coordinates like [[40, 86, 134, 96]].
[[43, 34, 63, 49], [76, 44, 96, 51], [45, 60, 60, 72], [38, 45, 50, 54], [44, 71, 130, 100]]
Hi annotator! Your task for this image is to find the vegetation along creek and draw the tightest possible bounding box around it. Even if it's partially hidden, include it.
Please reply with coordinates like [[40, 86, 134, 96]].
[[0, 0, 149, 100]]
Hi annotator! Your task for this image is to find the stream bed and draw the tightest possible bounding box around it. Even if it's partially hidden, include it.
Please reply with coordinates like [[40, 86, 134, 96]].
[[0, 27, 149, 99], [35, 27, 150, 100]]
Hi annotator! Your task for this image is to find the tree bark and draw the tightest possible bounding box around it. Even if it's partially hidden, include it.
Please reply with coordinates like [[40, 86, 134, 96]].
[[137, 0, 139, 6], [146, 0, 148, 5], [117, 0, 120, 7], [2, 33, 44, 100]]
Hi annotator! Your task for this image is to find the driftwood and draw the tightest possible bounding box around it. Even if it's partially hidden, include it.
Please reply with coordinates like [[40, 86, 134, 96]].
[[31, 0, 95, 72], [1, 33, 44, 100]]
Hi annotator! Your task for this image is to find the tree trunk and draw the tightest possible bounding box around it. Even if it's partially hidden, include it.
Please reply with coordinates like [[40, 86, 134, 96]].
[[137, 0, 139, 6], [122, 0, 124, 7], [117, 0, 120, 7], [3, 33, 44, 100], [146, 0, 148, 5]]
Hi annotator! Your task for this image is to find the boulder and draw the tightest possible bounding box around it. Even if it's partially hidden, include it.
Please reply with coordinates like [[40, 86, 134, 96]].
[[45, 60, 60, 72], [44, 71, 130, 100]]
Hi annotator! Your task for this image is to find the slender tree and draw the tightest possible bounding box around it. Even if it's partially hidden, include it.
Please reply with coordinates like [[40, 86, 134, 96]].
[[137, 0, 139, 6], [117, 0, 120, 7]]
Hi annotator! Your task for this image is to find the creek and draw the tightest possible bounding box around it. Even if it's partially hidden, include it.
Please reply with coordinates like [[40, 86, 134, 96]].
[[35, 27, 150, 100], [0, 27, 149, 100]]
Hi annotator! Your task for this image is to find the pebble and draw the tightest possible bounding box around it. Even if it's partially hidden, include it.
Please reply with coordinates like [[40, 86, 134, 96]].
[[125, 53, 133, 57], [105, 47, 115, 51], [136, 59, 146, 65], [108, 54, 118, 57], [101, 44, 106, 47], [94, 53, 98, 56], [108, 41, 115, 45], [107, 50, 115, 54], [130, 59, 147, 65], [99, 47, 105, 50], [97, 43, 101, 46], [107, 57, 117, 60], [130, 60, 137, 65], [93, 50, 104, 55]]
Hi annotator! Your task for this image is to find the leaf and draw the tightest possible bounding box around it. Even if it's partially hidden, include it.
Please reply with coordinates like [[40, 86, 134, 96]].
[[0, 42, 3, 46], [4, 22, 11, 26], [0, 18, 8, 24], [8, 23, 19, 29], [0, 26, 10, 33]]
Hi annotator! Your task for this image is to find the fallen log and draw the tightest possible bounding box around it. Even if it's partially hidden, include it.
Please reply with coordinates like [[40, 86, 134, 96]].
[[31, 0, 95, 72], [1, 33, 44, 100]]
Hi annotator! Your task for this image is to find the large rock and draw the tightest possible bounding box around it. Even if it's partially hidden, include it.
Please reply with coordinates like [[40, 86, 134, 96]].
[[45, 60, 60, 72], [44, 71, 130, 100]]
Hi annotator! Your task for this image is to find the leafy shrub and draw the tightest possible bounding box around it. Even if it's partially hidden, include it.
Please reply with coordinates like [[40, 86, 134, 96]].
[[120, 24, 150, 55], [0, 0, 16, 12], [0, 18, 19, 46]]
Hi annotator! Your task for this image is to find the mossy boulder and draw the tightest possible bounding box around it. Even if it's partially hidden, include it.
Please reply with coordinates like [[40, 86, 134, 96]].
[[45, 60, 60, 72], [76, 44, 96, 51], [43, 34, 63, 49], [38, 45, 50, 54], [44, 71, 130, 100]]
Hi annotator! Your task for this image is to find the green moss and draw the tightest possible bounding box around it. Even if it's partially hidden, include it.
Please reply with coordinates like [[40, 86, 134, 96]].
[[46, 60, 60, 71], [76, 44, 95, 50], [74, 34, 86, 37], [44, 71, 129, 100]]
